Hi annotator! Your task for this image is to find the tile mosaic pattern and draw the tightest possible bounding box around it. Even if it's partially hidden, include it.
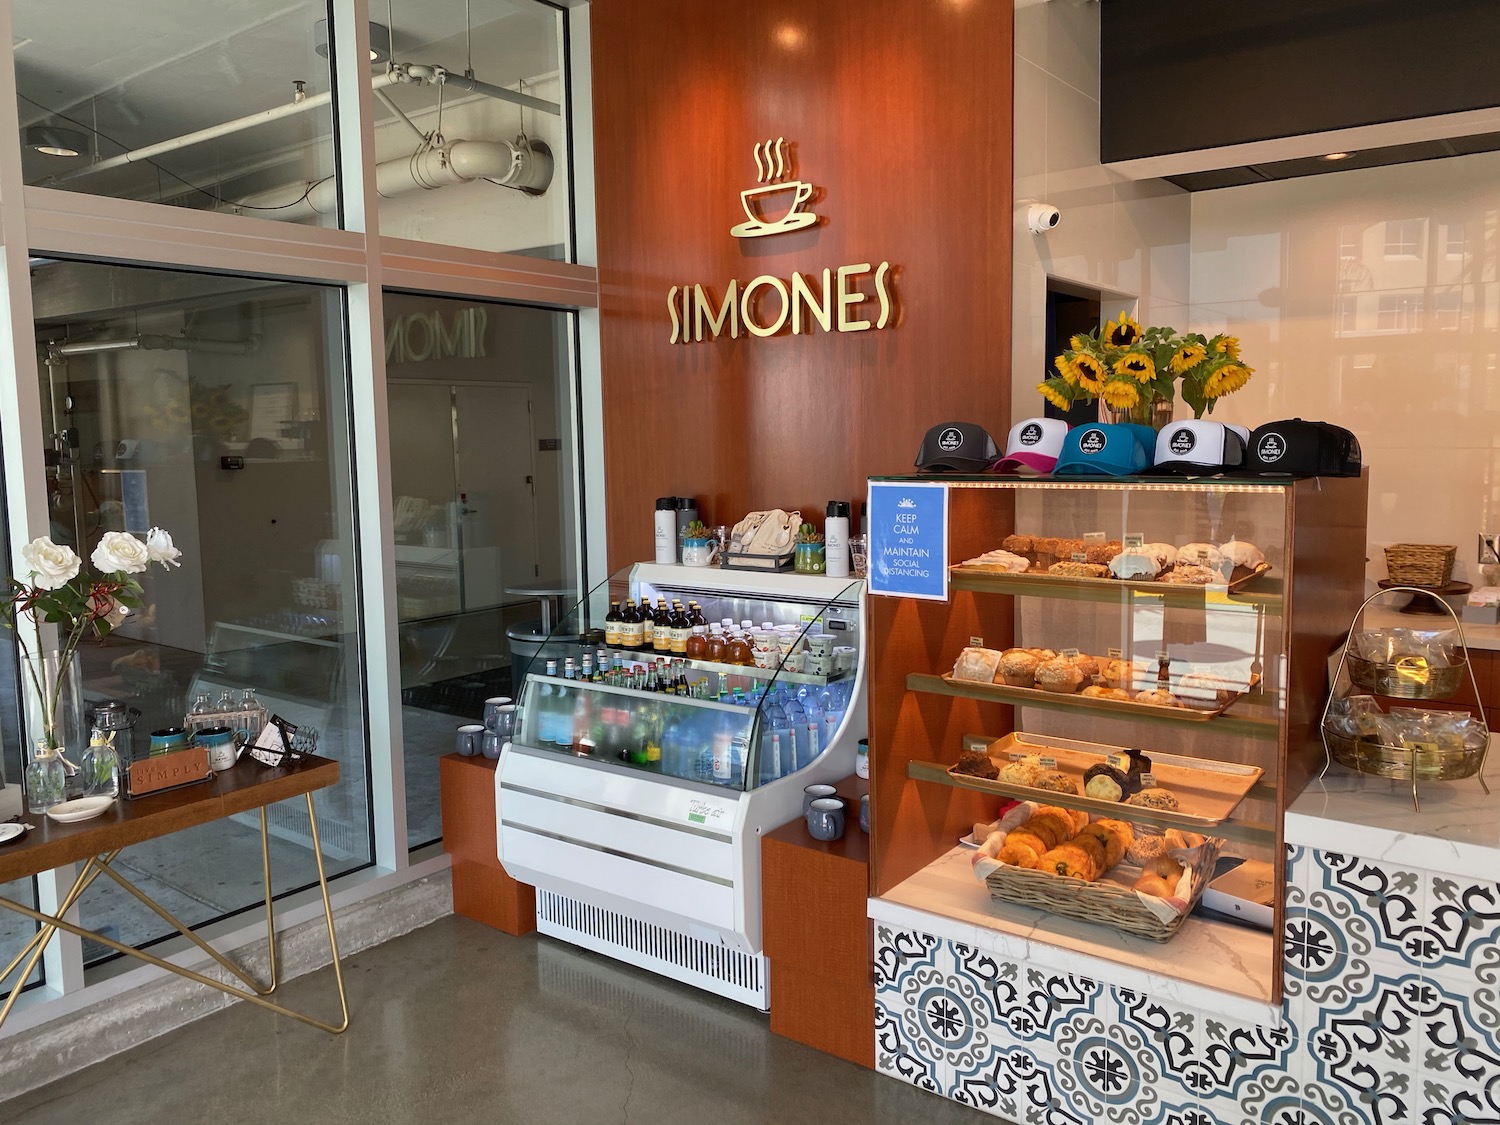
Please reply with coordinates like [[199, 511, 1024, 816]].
[[875, 843, 1499, 1124]]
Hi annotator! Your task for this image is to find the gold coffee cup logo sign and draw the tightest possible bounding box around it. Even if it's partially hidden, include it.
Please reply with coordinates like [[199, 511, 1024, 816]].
[[668, 138, 895, 344]]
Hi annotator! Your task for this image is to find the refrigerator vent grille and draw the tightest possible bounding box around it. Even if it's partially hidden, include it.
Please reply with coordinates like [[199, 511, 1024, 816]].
[[535, 890, 768, 1009]]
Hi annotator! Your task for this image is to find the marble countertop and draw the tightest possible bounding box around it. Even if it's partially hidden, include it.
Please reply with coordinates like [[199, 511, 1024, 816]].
[[1362, 604, 1500, 650], [1286, 763, 1500, 874], [871, 846, 1280, 1027]]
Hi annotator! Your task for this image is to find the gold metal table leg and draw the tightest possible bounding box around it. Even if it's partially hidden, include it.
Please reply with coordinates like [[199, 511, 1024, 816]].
[[0, 852, 118, 1027]]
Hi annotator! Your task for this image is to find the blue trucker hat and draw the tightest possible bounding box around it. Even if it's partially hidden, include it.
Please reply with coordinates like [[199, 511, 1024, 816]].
[[1051, 423, 1156, 477]]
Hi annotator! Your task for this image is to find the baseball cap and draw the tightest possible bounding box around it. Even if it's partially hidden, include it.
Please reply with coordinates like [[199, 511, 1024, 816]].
[[1153, 420, 1248, 474], [914, 422, 1001, 472], [1051, 423, 1155, 477], [1242, 419, 1362, 477], [993, 417, 1070, 475]]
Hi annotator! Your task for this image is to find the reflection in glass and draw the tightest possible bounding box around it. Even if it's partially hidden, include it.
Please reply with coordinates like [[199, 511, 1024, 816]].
[[14, 1, 338, 225], [31, 259, 371, 963], [386, 292, 578, 847]]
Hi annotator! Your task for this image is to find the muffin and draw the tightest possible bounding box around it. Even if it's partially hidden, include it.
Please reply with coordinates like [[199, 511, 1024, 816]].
[[1054, 538, 1086, 563], [1032, 537, 1060, 566], [1001, 534, 1036, 558], [953, 750, 999, 779], [999, 649, 1041, 687], [1101, 659, 1145, 690], [1035, 657, 1085, 694], [1071, 653, 1101, 680], [1085, 539, 1124, 566]]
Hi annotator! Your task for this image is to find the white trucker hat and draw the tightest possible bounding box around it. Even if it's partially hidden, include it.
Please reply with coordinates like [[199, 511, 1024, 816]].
[[1153, 420, 1248, 474]]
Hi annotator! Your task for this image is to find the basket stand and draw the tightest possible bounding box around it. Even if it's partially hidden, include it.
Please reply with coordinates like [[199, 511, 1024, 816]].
[[1320, 586, 1490, 810]]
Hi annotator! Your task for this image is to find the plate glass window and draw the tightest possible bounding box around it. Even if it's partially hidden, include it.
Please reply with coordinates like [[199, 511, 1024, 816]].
[[14, 0, 339, 227], [30, 259, 372, 962]]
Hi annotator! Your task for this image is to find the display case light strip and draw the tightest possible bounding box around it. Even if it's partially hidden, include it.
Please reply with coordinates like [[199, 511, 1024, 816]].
[[941, 479, 1280, 495]]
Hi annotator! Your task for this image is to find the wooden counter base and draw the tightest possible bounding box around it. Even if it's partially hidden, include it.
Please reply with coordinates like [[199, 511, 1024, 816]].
[[439, 753, 536, 936]]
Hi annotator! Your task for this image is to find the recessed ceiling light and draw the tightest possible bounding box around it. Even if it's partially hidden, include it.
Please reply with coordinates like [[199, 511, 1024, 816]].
[[24, 125, 87, 157], [1320, 152, 1355, 161], [313, 19, 392, 65]]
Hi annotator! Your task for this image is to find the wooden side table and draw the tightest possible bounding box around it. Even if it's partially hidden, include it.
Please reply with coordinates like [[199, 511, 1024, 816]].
[[439, 753, 536, 935], [761, 775, 873, 1068]]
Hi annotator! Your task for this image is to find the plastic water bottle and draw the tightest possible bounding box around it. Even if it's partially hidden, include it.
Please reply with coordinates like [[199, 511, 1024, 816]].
[[759, 695, 790, 783]]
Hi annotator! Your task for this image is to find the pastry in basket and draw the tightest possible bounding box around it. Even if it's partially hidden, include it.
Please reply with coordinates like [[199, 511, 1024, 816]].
[[999, 650, 1041, 687], [1036, 657, 1085, 693], [997, 758, 1046, 786], [962, 549, 1031, 573], [1219, 539, 1266, 571], [998, 840, 1042, 868], [1132, 872, 1175, 898], [1048, 561, 1110, 579], [1125, 831, 1168, 867], [1134, 688, 1182, 708], [1081, 685, 1131, 701], [1096, 817, 1135, 853], [1068, 807, 1090, 832], [1071, 653, 1101, 680], [1164, 828, 1205, 851], [1083, 763, 1130, 802], [1177, 672, 1239, 710], [1126, 787, 1180, 811], [1163, 564, 1220, 585], [1038, 844, 1097, 881], [952, 646, 1003, 683], [954, 750, 1000, 779], [1034, 771, 1080, 795], [1143, 855, 1185, 880], [1069, 833, 1108, 874], [1026, 810, 1075, 850], [1076, 822, 1125, 870], [1001, 534, 1036, 558], [1006, 829, 1051, 856], [1085, 539, 1124, 566], [1108, 551, 1162, 580]]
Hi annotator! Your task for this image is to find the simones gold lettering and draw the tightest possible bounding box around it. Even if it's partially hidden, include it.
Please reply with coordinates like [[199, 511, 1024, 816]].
[[668, 261, 895, 344]]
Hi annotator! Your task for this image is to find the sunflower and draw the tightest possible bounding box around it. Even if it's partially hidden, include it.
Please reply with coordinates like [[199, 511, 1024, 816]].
[[1069, 334, 1088, 352], [1054, 353, 1079, 385], [1071, 353, 1106, 393], [1169, 343, 1206, 375], [1204, 363, 1252, 398], [1213, 334, 1242, 360], [1099, 381, 1140, 410], [1104, 311, 1142, 348], [1113, 352, 1155, 384], [1037, 381, 1071, 411]]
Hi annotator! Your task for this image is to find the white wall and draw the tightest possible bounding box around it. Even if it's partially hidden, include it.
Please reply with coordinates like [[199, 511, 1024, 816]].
[[1010, 0, 1191, 419], [1187, 153, 1500, 587]]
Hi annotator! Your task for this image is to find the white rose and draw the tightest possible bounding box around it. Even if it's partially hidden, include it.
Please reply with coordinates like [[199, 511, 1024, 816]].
[[20, 537, 81, 590], [92, 532, 150, 575], [146, 527, 182, 568]]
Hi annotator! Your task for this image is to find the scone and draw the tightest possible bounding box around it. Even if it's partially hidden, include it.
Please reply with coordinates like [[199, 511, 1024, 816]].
[[1001, 534, 1036, 558], [998, 649, 1041, 687], [1081, 685, 1131, 701], [1164, 564, 1220, 585], [952, 646, 1003, 682], [1125, 787, 1180, 811], [997, 759, 1046, 786], [1035, 657, 1085, 693], [1135, 688, 1183, 708], [1033, 771, 1080, 795]]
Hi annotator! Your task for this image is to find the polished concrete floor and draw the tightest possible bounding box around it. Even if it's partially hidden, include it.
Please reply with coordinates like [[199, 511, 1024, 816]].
[[0, 916, 988, 1125]]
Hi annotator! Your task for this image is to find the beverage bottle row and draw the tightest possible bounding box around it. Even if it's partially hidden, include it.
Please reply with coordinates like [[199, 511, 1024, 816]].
[[604, 598, 778, 668]]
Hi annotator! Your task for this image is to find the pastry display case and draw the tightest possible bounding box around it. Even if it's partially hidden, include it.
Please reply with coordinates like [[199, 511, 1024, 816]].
[[496, 563, 867, 1009], [866, 473, 1367, 1003]]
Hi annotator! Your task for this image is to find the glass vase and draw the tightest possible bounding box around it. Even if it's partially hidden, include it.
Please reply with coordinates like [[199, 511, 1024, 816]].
[[1098, 391, 1174, 431], [21, 651, 85, 790], [24, 742, 67, 811]]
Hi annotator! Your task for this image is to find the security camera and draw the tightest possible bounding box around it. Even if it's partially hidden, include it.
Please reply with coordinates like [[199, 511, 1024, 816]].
[[1027, 203, 1062, 234], [115, 439, 140, 461]]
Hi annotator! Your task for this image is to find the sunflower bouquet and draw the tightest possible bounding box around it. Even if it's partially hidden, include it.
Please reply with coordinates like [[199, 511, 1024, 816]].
[[1039, 312, 1253, 422]]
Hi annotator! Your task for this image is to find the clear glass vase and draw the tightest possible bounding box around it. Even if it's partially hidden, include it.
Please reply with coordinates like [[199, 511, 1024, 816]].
[[24, 742, 67, 811], [81, 738, 121, 799], [1098, 391, 1174, 431], [21, 651, 85, 781]]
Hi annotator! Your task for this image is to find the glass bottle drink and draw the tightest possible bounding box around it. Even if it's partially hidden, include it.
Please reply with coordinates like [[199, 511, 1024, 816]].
[[641, 598, 657, 651], [620, 599, 644, 649], [689, 602, 708, 629], [705, 624, 726, 663], [670, 602, 690, 654], [604, 601, 622, 647], [686, 625, 708, 660], [190, 691, 212, 716], [725, 630, 751, 666], [654, 600, 674, 653]]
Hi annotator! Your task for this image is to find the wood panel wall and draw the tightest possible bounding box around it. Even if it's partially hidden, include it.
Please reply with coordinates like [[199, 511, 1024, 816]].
[[591, 0, 1016, 567]]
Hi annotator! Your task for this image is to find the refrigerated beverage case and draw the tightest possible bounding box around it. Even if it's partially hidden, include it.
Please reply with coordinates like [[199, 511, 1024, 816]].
[[604, 601, 622, 647], [725, 631, 751, 666]]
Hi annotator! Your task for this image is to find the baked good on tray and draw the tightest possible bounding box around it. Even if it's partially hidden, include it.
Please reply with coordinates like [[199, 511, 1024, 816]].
[[1048, 561, 1110, 579], [1126, 787, 1180, 811], [1034, 771, 1080, 795], [1134, 688, 1182, 708], [1036, 657, 1085, 693], [962, 549, 1031, 573], [952, 647, 1002, 683], [1001, 534, 1035, 558], [1085, 540, 1124, 566], [999, 650, 1041, 687], [997, 758, 1045, 786], [1072, 653, 1101, 680], [1177, 672, 1238, 710], [1163, 564, 1220, 585], [1141, 543, 1179, 570], [1083, 763, 1130, 802], [1177, 543, 1225, 570], [1081, 685, 1131, 701], [954, 750, 1000, 779], [1108, 551, 1162, 580], [1219, 539, 1266, 571]]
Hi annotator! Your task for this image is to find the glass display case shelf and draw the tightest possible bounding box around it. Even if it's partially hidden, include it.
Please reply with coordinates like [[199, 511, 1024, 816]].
[[528, 671, 747, 714], [905, 672, 1279, 738], [588, 648, 854, 688], [948, 567, 1284, 608]]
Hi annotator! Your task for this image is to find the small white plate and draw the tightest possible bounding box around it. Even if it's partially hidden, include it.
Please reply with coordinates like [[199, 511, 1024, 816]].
[[0, 823, 25, 845], [45, 796, 116, 824]]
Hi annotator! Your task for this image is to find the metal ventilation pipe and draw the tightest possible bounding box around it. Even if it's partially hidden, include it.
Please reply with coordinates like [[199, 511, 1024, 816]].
[[221, 137, 553, 220]]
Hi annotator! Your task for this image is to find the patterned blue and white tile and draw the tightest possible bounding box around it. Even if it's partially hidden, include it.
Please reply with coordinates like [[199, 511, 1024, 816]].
[[950, 940, 1104, 1047], [1304, 848, 1427, 975], [1410, 1070, 1500, 1125], [1407, 974, 1500, 1103], [948, 1043, 1079, 1123], [875, 990, 948, 1097], [1421, 871, 1500, 981], [1283, 880, 1380, 1041], [1052, 1013, 1167, 1125]]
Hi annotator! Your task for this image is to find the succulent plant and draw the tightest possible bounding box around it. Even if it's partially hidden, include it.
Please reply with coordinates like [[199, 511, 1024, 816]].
[[682, 520, 710, 540], [796, 522, 824, 545]]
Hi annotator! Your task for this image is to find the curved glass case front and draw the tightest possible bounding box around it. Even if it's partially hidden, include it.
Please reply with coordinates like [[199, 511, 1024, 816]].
[[514, 565, 863, 791]]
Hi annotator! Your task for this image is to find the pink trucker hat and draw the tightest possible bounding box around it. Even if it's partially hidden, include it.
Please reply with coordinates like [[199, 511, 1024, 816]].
[[993, 417, 1069, 475]]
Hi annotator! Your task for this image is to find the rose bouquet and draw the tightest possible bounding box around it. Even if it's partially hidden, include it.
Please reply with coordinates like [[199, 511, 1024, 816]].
[[2, 529, 182, 757], [1039, 312, 1253, 422]]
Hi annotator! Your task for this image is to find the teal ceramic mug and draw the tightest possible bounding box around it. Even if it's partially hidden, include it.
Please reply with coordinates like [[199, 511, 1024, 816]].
[[149, 727, 190, 755]]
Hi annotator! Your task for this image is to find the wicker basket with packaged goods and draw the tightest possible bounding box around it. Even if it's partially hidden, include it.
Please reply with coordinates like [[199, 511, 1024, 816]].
[[969, 802, 1222, 942]]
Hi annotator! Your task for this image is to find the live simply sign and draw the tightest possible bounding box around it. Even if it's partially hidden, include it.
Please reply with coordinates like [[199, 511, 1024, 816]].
[[867, 482, 949, 600]]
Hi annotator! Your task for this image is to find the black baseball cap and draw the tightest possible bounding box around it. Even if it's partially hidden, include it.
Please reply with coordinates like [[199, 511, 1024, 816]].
[[915, 422, 1001, 472], [1242, 419, 1362, 477]]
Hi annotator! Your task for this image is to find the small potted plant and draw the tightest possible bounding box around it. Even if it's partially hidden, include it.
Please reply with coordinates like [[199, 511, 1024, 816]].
[[794, 523, 826, 574], [680, 520, 717, 567]]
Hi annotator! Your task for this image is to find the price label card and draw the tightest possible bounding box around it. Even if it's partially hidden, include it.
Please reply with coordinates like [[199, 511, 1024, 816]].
[[1009, 751, 1029, 761], [1071, 552, 1088, 563], [1061, 647, 1081, 659], [1108, 647, 1123, 659], [1124, 533, 1145, 549], [1197, 548, 1211, 561], [1139, 772, 1157, 789], [1084, 531, 1107, 543], [970, 636, 985, 648], [1039, 756, 1058, 769], [1105, 752, 1131, 772], [1156, 650, 1170, 664]]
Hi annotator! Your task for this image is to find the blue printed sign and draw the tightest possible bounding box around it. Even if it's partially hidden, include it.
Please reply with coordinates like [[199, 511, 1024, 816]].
[[866, 481, 949, 600]]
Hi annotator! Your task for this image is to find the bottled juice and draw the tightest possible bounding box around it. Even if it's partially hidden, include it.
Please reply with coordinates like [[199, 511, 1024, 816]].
[[725, 631, 751, 666], [705, 625, 726, 663], [686, 625, 708, 659]]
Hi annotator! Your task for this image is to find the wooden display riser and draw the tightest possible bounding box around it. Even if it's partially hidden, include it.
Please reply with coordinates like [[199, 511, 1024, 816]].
[[439, 753, 536, 936], [761, 775, 873, 1069]]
